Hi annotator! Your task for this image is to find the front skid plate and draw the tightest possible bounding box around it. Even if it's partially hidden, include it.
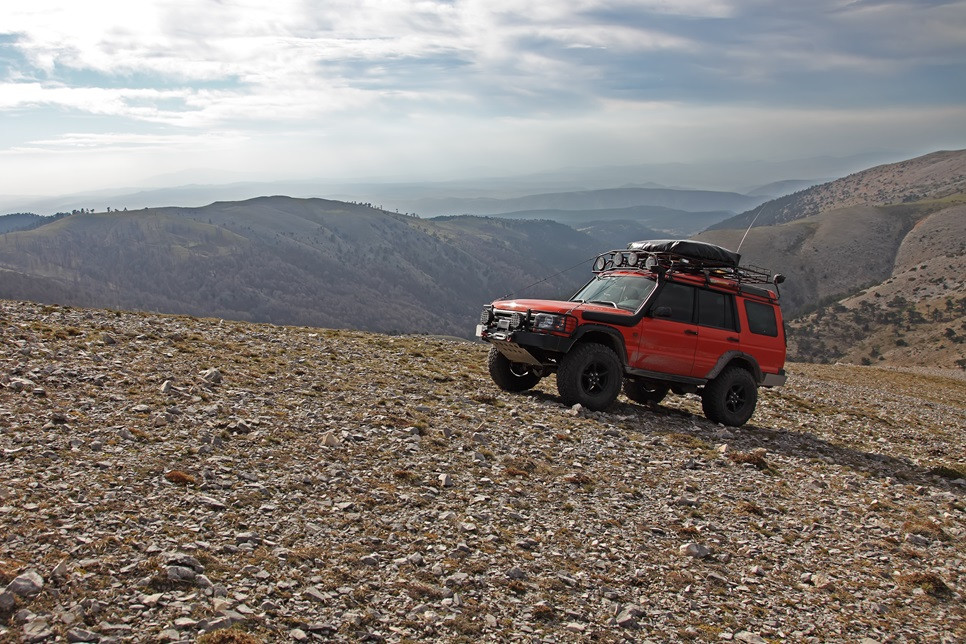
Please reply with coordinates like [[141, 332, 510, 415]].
[[492, 339, 543, 366]]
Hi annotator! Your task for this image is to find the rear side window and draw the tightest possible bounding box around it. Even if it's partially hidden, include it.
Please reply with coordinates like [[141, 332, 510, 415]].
[[653, 282, 695, 323], [697, 289, 737, 330], [744, 300, 778, 336]]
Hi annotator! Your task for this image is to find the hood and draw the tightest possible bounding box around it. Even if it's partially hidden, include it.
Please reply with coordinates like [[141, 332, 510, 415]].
[[490, 298, 633, 317]]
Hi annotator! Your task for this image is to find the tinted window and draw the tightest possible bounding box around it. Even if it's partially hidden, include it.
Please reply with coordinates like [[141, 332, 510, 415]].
[[653, 282, 694, 323], [745, 300, 778, 336], [697, 289, 737, 330]]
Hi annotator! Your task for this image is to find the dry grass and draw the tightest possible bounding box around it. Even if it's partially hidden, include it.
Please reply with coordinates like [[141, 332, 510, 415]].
[[164, 470, 197, 485], [902, 518, 950, 542], [897, 572, 954, 599], [564, 473, 593, 486], [927, 464, 965, 480], [0, 558, 24, 585], [197, 628, 263, 644], [727, 449, 771, 471], [736, 500, 766, 516]]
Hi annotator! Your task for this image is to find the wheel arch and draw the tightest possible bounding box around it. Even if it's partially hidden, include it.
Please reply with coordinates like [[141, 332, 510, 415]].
[[706, 351, 763, 383], [572, 325, 628, 366]]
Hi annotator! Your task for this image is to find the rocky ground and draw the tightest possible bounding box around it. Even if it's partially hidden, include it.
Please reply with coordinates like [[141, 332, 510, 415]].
[[1, 299, 963, 643]]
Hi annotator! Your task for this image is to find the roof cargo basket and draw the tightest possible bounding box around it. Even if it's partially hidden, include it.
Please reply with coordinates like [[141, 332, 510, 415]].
[[591, 239, 784, 293]]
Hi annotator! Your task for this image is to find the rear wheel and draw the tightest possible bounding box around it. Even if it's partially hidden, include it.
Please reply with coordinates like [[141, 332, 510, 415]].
[[556, 343, 622, 411], [624, 379, 670, 405], [488, 346, 541, 392], [701, 367, 758, 426]]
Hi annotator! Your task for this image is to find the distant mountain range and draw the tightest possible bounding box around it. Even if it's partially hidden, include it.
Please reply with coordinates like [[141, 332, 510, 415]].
[[1, 149, 963, 368], [405, 187, 765, 217], [2, 151, 902, 218]]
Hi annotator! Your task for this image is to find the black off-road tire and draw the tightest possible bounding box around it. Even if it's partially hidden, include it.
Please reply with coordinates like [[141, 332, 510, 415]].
[[624, 379, 670, 405], [487, 346, 541, 392], [701, 367, 758, 426], [556, 343, 622, 411]]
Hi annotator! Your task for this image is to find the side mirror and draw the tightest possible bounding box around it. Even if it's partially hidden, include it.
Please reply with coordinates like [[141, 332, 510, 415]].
[[653, 306, 672, 318], [773, 274, 786, 285]]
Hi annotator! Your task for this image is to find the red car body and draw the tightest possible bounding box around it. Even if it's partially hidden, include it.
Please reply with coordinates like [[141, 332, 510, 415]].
[[477, 240, 787, 426]]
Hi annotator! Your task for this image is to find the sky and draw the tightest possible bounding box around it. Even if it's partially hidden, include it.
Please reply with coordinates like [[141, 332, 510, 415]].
[[2, 0, 965, 197]]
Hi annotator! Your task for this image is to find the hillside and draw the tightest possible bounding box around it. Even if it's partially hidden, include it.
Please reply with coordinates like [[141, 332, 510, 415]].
[[785, 203, 966, 367], [1, 300, 963, 642], [709, 149, 966, 230], [697, 151, 966, 369], [0, 198, 607, 338], [699, 199, 966, 368]]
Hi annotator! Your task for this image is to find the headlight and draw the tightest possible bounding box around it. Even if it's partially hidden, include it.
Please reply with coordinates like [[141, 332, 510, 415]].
[[509, 312, 523, 329], [533, 313, 572, 334], [480, 306, 493, 325]]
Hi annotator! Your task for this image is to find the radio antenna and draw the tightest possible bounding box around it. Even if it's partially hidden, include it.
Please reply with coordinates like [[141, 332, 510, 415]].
[[499, 254, 597, 300], [736, 202, 768, 255]]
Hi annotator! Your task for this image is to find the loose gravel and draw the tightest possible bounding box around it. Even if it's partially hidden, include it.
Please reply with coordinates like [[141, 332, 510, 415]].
[[1, 299, 963, 643]]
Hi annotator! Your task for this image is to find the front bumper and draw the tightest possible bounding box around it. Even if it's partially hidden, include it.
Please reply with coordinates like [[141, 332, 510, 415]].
[[477, 328, 574, 365]]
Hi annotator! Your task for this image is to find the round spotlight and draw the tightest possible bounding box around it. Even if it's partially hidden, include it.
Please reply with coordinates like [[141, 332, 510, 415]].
[[509, 312, 523, 329], [593, 256, 607, 271]]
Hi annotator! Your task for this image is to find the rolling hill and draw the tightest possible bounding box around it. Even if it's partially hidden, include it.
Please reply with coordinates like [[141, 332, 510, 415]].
[[0, 197, 607, 337], [476, 205, 731, 236]]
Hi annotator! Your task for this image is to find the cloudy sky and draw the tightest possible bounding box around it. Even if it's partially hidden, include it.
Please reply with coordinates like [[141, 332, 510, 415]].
[[2, 0, 965, 196]]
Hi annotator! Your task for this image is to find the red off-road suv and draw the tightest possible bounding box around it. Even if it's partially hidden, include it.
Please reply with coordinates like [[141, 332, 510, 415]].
[[476, 240, 787, 426]]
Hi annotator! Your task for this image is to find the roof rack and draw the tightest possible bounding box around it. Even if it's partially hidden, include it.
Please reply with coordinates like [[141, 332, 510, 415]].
[[591, 239, 785, 293]]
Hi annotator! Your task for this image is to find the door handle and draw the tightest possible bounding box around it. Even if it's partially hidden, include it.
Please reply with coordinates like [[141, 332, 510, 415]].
[[727, 336, 740, 343], [684, 329, 699, 336]]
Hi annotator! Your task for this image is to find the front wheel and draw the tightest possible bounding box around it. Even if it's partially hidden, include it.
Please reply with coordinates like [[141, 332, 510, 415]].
[[488, 346, 541, 392], [556, 343, 622, 411], [701, 367, 758, 426]]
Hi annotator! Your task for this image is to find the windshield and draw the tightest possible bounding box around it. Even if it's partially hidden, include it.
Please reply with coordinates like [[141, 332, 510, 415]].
[[572, 274, 656, 312]]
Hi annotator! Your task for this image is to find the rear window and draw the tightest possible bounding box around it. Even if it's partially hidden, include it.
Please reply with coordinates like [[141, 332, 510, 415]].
[[744, 300, 778, 336]]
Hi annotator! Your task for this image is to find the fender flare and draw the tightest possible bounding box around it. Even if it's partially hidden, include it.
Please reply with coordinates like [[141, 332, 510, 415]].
[[571, 324, 629, 366], [705, 351, 763, 383]]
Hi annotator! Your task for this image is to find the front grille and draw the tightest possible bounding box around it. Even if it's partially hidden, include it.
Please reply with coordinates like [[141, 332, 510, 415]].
[[491, 309, 527, 331]]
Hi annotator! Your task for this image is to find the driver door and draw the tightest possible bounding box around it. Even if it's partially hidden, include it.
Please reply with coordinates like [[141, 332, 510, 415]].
[[635, 281, 698, 375]]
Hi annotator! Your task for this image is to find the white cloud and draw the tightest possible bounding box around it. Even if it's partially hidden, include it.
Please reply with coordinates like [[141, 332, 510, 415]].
[[0, 0, 963, 197]]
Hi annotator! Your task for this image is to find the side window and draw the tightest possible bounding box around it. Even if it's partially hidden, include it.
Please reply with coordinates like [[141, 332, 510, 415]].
[[653, 282, 695, 323], [697, 289, 737, 330], [744, 300, 778, 336]]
